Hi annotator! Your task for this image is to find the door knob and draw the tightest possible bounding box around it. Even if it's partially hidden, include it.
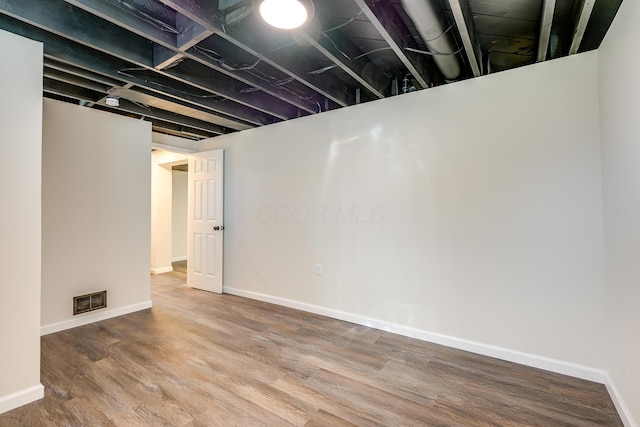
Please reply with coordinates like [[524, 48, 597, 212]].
[[213, 226, 225, 231]]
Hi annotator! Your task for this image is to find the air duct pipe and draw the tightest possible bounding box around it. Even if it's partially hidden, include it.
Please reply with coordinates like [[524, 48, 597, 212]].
[[401, 0, 461, 81]]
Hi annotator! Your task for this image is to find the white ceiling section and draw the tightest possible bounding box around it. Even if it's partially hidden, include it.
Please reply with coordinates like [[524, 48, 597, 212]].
[[0, 0, 623, 140]]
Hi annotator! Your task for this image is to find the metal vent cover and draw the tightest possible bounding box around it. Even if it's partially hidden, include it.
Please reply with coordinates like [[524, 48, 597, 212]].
[[73, 290, 107, 315]]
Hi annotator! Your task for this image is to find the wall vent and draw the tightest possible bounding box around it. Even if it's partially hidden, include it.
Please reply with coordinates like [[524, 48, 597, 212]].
[[73, 290, 107, 315]]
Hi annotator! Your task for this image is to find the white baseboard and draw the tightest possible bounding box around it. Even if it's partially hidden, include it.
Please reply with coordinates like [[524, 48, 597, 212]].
[[150, 266, 173, 275], [605, 372, 637, 427], [41, 300, 153, 336], [224, 287, 605, 383], [0, 384, 44, 415], [171, 256, 187, 262]]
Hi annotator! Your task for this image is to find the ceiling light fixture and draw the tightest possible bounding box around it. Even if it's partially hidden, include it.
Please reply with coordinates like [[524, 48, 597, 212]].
[[258, 0, 313, 30], [105, 96, 120, 107]]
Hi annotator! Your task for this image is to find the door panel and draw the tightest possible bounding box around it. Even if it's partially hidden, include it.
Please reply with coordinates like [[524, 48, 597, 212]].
[[188, 149, 224, 293]]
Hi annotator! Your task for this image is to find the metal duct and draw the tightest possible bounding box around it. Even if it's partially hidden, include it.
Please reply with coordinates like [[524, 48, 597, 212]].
[[401, 0, 461, 81]]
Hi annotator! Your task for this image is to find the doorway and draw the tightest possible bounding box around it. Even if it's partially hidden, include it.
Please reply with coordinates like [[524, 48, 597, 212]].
[[150, 150, 189, 275], [171, 163, 188, 273]]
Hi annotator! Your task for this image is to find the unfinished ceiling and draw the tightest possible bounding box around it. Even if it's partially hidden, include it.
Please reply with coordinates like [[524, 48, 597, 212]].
[[0, 0, 623, 140]]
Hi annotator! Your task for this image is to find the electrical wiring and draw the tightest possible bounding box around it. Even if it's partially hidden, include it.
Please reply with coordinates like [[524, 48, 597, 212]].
[[118, 43, 316, 104], [192, 46, 315, 101], [268, 41, 296, 53], [163, 58, 184, 70], [116, 67, 148, 78], [278, 85, 317, 102], [242, 64, 276, 84], [424, 22, 456, 42], [193, 45, 265, 78], [192, 45, 223, 58], [130, 100, 150, 109], [267, 9, 365, 59], [307, 46, 393, 75], [353, 46, 393, 60], [308, 65, 337, 75], [323, 9, 364, 33], [275, 77, 296, 85], [237, 58, 262, 71], [322, 33, 351, 62], [272, 77, 316, 101]]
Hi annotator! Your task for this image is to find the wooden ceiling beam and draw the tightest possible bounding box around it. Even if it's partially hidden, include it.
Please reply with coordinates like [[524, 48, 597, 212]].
[[0, 0, 281, 126], [447, 0, 482, 77], [159, 0, 355, 107], [296, 24, 389, 99], [0, 12, 252, 131], [537, 0, 557, 62], [569, 0, 595, 55], [64, 0, 315, 116], [102, 98, 228, 135], [351, 0, 433, 89], [44, 57, 126, 88], [44, 67, 112, 94], [149, 119, 216, 140]]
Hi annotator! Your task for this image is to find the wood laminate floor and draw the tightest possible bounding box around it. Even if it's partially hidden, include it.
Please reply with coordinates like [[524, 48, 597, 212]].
[[0, 261, 622, 426]]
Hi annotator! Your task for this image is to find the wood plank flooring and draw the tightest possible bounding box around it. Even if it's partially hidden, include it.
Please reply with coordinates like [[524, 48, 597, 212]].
[[0, 261, 622, 426]]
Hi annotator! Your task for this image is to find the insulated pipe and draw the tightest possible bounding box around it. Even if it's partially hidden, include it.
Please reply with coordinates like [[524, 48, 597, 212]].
[[401, 0, 461, 81]]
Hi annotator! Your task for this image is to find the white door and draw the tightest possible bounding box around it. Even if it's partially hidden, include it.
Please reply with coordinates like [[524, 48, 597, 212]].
[[188, 149, 224, 293]]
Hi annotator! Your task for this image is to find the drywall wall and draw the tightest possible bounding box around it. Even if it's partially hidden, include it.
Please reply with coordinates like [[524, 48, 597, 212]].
[[200, 51, 606, 376], [41, 99, 152, 334], [152, 131, 198, 153], [172, 171, 188, 261], [599, 0, 640, 424], [0, 30, 44, 414], [151, 150, 189, 274]]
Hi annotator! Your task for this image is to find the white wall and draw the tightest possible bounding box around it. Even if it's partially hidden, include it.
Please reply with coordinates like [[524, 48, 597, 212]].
[[598, 1, 640, 425], [0, 30, 44, 414], [199, 51, 605, 377], [152, 131, 198, 153], [172, 170, 188, 261], [150, 150, 188, 274], [41, 99, 152, 334]]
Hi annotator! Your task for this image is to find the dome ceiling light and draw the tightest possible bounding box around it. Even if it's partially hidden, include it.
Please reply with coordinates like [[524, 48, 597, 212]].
[[258, 0, 313, 30]]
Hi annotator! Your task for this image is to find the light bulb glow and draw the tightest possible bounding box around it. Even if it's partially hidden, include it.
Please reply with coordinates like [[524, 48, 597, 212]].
[[259, 0, 309, 30]]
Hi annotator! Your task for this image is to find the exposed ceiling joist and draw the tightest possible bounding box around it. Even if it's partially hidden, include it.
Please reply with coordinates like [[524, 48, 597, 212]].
[[297, 27, 388, 99], [158, 0, 354, 107], [44, 58, 125, 88], [64, 0, 317, 115], [43, 77, 104, 103], [351, 0, 432, 89], [66, 0, 316, 120], [0, 0, 623, 141], [44, 67, 111, 93], [64, 0, 176, 46], [176, 13, 212, 51], [569, 0, 596, 55], [447, 0, 482, 77], [44, 77, 223, 138], [101, 98, 227, 135], [0, 0, 279, 127], [537, 0, 556, 62], [0, 12, 247, 133], [146, 118, 216, 139], [154, 14, 212, 69]]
